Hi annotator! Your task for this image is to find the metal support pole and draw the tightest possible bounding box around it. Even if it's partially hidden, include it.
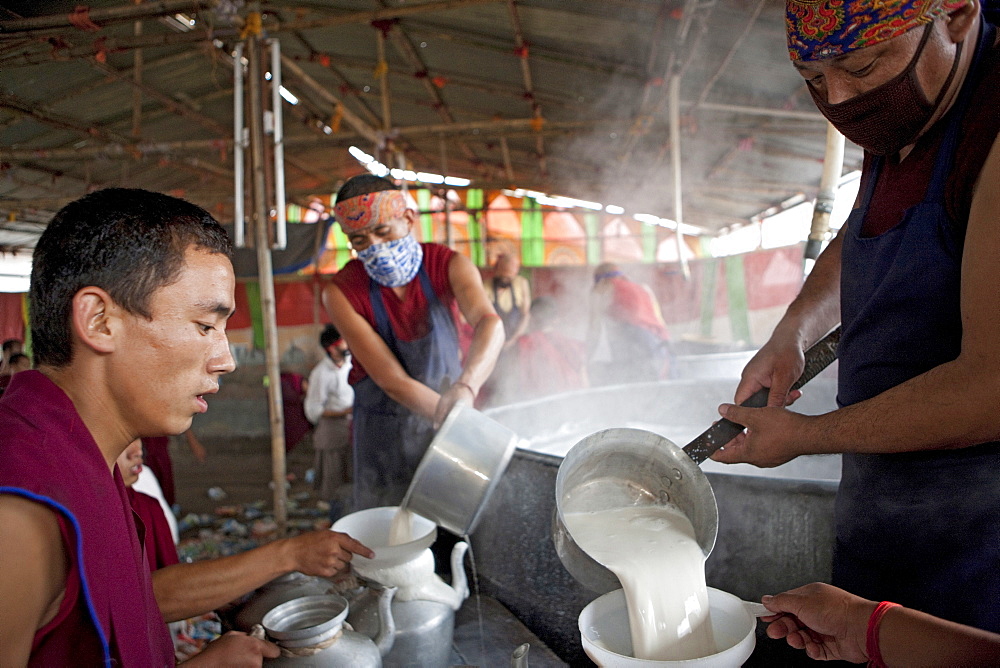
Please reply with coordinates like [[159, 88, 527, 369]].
[[247, 35, 288, 534], [444, 190, 453, 249], [805, 122, 845, 261], [669, 74, 690, 280], [233, 43, 246, 247], [269, 39, 287, 250]]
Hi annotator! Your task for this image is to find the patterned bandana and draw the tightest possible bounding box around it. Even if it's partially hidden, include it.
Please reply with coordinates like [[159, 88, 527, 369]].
[[333, 189, 407, 232], [357, 234, 423, 288], [786, 0, 969, 61]]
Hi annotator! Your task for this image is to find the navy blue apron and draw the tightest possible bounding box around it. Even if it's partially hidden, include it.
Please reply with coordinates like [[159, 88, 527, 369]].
[[833, 21, 1000, 632], [351, 264, 463, 510]]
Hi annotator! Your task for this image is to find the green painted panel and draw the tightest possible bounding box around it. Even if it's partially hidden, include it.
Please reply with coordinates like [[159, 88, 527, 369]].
[[724, 255, 751, 343], [245, 281, 265, 350]]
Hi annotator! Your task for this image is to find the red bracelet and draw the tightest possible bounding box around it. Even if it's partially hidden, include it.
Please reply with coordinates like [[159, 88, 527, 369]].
[[866, 601, 900, 668], [453, 381, 477, 399]]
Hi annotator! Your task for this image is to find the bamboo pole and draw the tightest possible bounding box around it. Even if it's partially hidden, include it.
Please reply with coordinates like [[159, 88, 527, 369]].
[[376, 28, 392, 132], [247, 34, 288, 535], [0, 0, 215, 33], [506, 0, 546, 177], [278, 55, 381, 144], [131, 19, 143, 140], [499, 136, 515, 182], [805, 122, 845, 262], [669, 74, 690, 280]]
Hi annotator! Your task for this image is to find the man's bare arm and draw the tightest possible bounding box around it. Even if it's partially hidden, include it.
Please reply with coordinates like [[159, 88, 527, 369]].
[[447, 253, 504, 394], [153, 529, 372, 622], [717, 134, 1000, 465], [0, 495, 67, 666], [433, 253, 504, 424]]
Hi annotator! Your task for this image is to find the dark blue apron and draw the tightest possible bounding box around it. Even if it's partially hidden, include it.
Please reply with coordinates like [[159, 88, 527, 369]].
[[833, 21, 1000, 632], [351, 265, 463, 510]]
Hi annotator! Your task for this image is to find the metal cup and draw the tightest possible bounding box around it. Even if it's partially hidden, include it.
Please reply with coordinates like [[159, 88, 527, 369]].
[[553, 428, 719, 594], [403, 404, 520, 536]]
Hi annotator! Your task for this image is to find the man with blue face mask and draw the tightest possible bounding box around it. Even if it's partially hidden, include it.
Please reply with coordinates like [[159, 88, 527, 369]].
[[323, 174, 504, 511], [713, 0, 1000, 633]]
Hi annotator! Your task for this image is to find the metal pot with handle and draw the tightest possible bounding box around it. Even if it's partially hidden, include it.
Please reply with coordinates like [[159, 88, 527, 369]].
[[553, 327, 842, 593]]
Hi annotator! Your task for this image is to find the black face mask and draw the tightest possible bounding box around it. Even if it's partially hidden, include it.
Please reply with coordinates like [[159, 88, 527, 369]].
[[809, 24, 963, 156]]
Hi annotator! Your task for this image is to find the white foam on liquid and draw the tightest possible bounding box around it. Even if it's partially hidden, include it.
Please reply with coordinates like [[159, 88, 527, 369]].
[[564, 505, 716, 661]]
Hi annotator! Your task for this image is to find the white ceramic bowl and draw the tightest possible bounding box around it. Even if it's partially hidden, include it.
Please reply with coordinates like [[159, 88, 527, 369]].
[[579, 588, 756, 667], [331, 506, 436, 569]]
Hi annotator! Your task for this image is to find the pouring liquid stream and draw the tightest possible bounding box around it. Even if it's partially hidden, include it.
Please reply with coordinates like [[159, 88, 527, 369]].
[[388, 504, 486, 664], [564, 505, 716, 661]]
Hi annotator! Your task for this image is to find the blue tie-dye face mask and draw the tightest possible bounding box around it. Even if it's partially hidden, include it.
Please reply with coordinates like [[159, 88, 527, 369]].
[[357, 234, 423, 287]]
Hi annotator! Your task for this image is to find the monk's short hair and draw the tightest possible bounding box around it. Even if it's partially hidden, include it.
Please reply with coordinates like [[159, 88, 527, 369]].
[[336, 174, 398, 203], [320, 324, 342, 349], [30, 188, 231, 368]]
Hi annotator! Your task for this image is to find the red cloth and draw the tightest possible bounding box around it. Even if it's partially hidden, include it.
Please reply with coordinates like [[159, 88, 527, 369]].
[[606, 276, 670, 340], [514, 331, 587, 399], [333, 243, 470, 384], [0, 292, 25, 344], [281, 372, 311, 451], [128, 488, 180, 572], [0, 371, 174, 667], [141, 436, 175, 507]]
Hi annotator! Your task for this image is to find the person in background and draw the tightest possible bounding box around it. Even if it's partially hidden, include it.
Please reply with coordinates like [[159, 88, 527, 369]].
[[143, 428, 207, 509], [715, 0, 1000, 634], [281, 367, 311, 453], [0, 351, 30, 396], [485, 252, 531, 348], [0, 188, 276, 665], [760, 582, 1000, 666], [0, 339, 24, 394], [304, 324, 355, 522], [1, 337, 22, 365], [322, 174, 504, 510], [587, 262, 671, 386], [487, 296, 587, 405], [116, 439, 373, 626]]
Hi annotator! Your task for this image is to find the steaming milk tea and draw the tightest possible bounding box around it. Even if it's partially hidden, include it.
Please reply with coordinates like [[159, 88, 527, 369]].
[[565, 505, 715, 661], [389, 506, 414, 546]]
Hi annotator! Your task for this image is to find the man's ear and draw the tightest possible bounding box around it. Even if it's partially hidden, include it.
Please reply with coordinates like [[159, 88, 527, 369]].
[[71, 287, 119, 354], [403, 207, 418, 230], [946, 0, 979, 43]]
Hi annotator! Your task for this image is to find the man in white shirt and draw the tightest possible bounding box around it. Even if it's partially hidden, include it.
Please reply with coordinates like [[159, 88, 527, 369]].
[[304, 325, 355, 521]]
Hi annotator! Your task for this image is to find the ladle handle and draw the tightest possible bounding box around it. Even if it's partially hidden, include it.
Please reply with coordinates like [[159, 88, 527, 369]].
[[682, 326, 842, 464]]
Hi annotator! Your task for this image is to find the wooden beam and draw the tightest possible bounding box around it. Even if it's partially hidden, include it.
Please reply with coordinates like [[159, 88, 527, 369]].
[[279, 54, 381, 144], [0, 92, 132, 144], [0, 0, 507, 67], [0, 0, 215, 35]]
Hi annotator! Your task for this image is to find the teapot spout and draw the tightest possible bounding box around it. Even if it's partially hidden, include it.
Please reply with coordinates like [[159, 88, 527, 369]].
[[449, 541, 470, 605], [373, 585, 397, 657], [511, 642, 530, 668]]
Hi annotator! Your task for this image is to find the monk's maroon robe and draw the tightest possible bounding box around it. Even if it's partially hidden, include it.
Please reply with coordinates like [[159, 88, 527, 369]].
[[0, 370, 174, 667]]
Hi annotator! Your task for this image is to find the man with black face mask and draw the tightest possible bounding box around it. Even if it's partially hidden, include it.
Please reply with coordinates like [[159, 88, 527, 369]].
[[712, 0, 1000, 634], [322, 175, 504, 511]]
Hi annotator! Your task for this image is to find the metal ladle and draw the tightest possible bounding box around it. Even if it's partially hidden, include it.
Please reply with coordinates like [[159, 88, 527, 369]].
[[553, 327, 842, 593]]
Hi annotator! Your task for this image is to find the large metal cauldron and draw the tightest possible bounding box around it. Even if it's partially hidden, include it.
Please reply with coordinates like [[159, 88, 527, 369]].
[[470, 377, 841, 665]]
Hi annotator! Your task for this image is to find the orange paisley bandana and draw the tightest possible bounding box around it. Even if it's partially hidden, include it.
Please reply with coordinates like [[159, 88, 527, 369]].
[[333, 189, 407, 232]]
